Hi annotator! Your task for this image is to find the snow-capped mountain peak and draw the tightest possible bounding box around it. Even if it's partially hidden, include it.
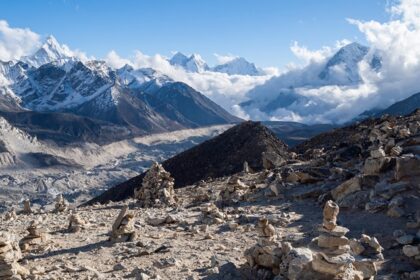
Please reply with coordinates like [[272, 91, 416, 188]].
[[212, 57, 262, 76], [318, 42, 380, 84], [23, 35, 74, 68], [169, 52, 209, 73]]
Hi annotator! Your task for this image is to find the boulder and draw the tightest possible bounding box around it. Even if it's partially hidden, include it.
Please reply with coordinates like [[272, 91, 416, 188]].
[[331, 177, 361, 202], [402, 245, 420, 257], [395, 155, 420, 183], [363, 157, 392, 176]]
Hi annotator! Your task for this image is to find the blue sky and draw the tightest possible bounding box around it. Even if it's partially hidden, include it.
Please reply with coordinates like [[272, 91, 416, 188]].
[[1, 0, 389, 67]]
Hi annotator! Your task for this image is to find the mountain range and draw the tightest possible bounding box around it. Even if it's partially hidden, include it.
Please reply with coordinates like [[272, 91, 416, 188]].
[[0, 36, 241, 143], [168, 51, 264, 75], [1, 36, 419, 145]]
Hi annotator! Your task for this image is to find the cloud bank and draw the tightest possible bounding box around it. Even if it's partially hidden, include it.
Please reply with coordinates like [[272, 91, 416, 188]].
[[240, 0, 420, 124], [0, 20, 40, 61]]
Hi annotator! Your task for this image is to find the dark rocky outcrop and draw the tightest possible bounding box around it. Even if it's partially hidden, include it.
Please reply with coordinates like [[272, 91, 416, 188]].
[[85, 121, 290, 205]]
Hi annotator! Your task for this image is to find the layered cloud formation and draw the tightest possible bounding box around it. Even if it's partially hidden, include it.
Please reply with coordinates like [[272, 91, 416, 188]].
[[239, 0, 420, 123]]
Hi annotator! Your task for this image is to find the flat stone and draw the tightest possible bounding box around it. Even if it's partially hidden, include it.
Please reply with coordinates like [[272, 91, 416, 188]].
[[395, 156, 420, 181], [363, 157, 392, 176], [402, 245, 419, 257], [311, 254, 346, 275], [318, 234, 349, 248], [365, 199, 388, 213], [387, 206, 404, 218], [331, 177, 361, 202], [349, 239, 365, 255], [319, 252, 355, 264], [396, 235, 414, 245], [374, 181, 410, 199], [354, 260, 377, 279], [319, 225, 349, 237]]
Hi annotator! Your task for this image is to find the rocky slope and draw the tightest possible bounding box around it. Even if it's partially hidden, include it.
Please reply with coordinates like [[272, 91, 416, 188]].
[[0, 123, 232, 210], [86, 121, 290, 205], [1, 109, 419, 279]]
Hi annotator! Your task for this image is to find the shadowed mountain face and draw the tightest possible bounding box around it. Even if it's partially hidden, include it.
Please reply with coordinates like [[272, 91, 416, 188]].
[[356, 92, 420, 121], [0, 110, 131, 144], [263, 121, 337, 147], [377, 92, 420, 117], [86, 121, 290, 205], [0, 58, 241, 144]]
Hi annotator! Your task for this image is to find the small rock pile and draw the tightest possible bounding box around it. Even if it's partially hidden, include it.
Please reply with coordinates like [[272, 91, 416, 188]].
[[220, 176, 249, 203], [0, 231, 29, 279], [245, 201, 382, 279], [4, 207, 17, 221], [134, 162, 178, 208], [68, 213, 87, 233], [200, 203, 227, 224], [256, 218, 276, 240], [245, 220, 313, 279], [19, 219, 49, 252], [54, 194, 68, 212], [245, 238, 284, 277], [110, 205, 136, 242]]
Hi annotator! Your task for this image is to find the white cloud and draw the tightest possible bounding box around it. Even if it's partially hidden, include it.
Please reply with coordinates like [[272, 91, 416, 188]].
[[105, 50, 273, 110], [241, 0, 420, 124], [104, 50, 133, 68], [290, 41, 333, 64], [0, 20, 40, 61]]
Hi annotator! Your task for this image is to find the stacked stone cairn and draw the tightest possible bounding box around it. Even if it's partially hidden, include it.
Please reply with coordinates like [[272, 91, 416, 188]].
[[245, 218, 282, 276], [110, 205, 136, 242], [54, 194, 68, 212], [4, 208, 17, 221], [310, 200, 380, 279], [256, 218, 276, 241], [200, 203, 227, 224], [221, 175, 249, 202], [22, 199, 32, 214], [68, 213, 87, 233], [134, 162, 177, 208], [0, 231, 29, 280], [19, 219, 49, 252]]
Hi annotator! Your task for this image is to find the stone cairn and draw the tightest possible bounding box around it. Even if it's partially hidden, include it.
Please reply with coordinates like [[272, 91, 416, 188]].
[[242, 161, 251, 174], [256, 218, 276, 241], [221, 176, 249, 202], [0, 231, 29, 279], [310, 200, 380, 279], [22, 199, 32, 214], [244, 218, 287, 277], [244, 202, 382, 279], [68, 213, 87, 233], [19, 219, 49, 252], [4, 207, 17, 221], [110, 205, 137, 242], [134, 162, 177, 208], [200, 203, 227, 224], [54, 194, 68, 212], [394, 210, 420, 279]]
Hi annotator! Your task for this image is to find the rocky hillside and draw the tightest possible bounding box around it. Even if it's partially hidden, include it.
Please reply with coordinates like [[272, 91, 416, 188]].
[[1, 109, 419, 280], [86, 121, 290, 205]]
